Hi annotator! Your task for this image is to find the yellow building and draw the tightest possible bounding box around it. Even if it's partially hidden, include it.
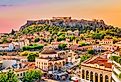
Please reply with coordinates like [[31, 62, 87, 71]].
[[15, 68, 28, 79], [80, 56, 112, 82], [35, 47, 67, 71]]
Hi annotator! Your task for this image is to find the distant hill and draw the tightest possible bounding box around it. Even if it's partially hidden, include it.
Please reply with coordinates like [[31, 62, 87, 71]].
[[19, 17, 121, 37], [20, 17, 113, 31]]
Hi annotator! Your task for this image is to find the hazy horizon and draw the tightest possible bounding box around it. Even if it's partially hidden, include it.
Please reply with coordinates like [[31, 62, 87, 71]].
[[0, 0, 121, 33]]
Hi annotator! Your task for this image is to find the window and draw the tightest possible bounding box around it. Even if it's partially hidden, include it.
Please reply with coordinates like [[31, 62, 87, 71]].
[[44, 63, 47, 65], [82, 70, 85, 79], [105, 75, 109, 82], [90, 71, 93, 81], [20, 73, 22, 76], [86, 70, 89, 80], [95, 73, 98, 82], [100, 74, 103, 82], [23, 72, 25, 76]]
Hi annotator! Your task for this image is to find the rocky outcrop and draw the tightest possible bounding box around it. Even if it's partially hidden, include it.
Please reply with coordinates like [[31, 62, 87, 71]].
[[19, 17, 112, 31]]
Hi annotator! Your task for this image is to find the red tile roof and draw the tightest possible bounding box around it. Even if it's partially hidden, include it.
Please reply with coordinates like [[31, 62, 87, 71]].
[[85, 56, 112, 68]]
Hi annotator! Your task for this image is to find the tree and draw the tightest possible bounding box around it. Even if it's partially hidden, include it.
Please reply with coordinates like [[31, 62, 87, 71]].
[[88, 50, 95, 55], [57, 36, 66, 42], [11, 29, 16, 35], [57, 32, 64, 36], [119, 73, 121, 79], [118, 58, 121, 65], [91, 33, 105, 39], [80, 55, 90, 63], [58, 43, 67, 50], [110, 56, 119, 62], [75, 37, 80, 43], [27, 53, 36, 62], [2, 37, 9, 44], [34, 38, 40, 42], [22, 44, 44, 51], [20, 51, 30, 56], [0, 70, 19, 82], [23, 69, 42, 82], [110, 56, 121, 65], [79, 42, 88, 47], [69, 35, 75, 42]]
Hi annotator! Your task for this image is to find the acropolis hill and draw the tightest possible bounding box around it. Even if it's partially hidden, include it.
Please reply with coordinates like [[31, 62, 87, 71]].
[[20, 17, 113, 31]]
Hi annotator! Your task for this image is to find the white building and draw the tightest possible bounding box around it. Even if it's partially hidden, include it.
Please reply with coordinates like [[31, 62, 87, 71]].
[[2, 60, 17, 68], [93, 45, 104, 51], [0, 43, 14, 51]]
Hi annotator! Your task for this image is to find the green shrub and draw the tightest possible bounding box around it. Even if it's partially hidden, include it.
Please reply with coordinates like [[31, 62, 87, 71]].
[[80, 55, 90, 63], [22, 44, 43, 51], [58, 43, 67, 50], [88, 50, 95, 55]]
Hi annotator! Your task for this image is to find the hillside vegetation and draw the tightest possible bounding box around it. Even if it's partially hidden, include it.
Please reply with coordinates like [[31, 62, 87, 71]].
[[20, 23, 121, 41]]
